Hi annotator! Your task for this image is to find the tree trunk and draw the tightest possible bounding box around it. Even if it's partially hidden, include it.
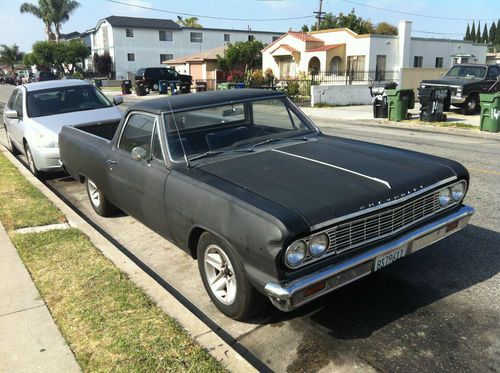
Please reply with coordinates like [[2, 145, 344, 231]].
[[55, 23, 61, 43]]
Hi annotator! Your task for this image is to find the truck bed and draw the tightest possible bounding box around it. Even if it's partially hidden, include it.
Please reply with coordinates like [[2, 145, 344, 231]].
[[73, 120, 121, 141]]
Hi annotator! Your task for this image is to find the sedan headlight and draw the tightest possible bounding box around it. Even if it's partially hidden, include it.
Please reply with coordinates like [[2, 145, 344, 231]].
[[285, 240, 307, 267], [33, 132, 58, 148], [451, 181, 466, 202], [439, 187, 452, 207], [308, 233, 329, 258]]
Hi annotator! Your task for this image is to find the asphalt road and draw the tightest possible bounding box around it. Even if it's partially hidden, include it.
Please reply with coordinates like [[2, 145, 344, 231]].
[[1, 84, 499, 373]]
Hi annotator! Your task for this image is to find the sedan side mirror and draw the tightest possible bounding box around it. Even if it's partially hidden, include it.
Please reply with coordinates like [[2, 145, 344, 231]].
[[4, 109, 19, 119], [113, 96, 123, 105], [131, 146, 147, 161]]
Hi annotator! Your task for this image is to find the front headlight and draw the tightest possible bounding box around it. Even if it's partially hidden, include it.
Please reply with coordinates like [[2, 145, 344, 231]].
[[285, 240, 307, 267], [33, 132, 58, 148], [456, 87, 463, 97], [439, 188, 452, 207], [308, 233, 329, 258], [451, 181, 466, 202]]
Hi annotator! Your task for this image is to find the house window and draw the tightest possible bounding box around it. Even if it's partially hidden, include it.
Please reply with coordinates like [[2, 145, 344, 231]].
[[414, 56, 423, 68], [190, 32, 202, 43], [159, 30, 173, 41], [224, 33, 230, 42], [126, 28, 134, 37], [375, 55, 386, 81], [347, 55, 366, 80], [127, 53, 135, 62], [160, 54, 173, 63], [435, 57, 443, 68], [248, 35, 255, 41], [272, 36, 279, 42]]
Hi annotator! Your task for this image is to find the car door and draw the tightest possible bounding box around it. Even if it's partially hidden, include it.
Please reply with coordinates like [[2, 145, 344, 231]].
[[107, 112, 172, 236], [5, 89, 25, 150]]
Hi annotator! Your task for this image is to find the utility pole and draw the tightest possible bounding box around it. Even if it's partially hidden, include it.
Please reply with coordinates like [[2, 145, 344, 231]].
[[314, 0, 325, 31]]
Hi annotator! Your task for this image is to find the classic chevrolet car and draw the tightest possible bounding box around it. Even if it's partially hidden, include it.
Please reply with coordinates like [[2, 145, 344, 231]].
[[59, 89, 474, 320]]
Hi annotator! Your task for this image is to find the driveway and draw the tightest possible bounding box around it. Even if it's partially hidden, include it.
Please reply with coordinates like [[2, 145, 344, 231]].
[[0, 84, 498, 372]]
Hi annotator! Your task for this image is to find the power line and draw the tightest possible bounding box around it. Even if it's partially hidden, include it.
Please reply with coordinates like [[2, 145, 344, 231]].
[[104, 0, 314, 22], [341, 0, 498, 21], [413, 29, 464, 36]]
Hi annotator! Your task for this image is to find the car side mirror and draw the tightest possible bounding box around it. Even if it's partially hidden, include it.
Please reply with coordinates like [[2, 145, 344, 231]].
[[4, 109, 19, 119], [113, 96, 123, 105], [131, 146, 147, 161]]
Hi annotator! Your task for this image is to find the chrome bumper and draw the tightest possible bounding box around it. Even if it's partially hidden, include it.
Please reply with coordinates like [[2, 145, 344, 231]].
[[265, 205, 474, 312], [451, 96, 466, 104]]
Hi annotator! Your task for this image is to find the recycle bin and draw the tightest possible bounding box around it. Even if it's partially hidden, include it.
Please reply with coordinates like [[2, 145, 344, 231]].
[[196, 82, 207, 92], [158, 80, 168, 94], [479, 92, 500, 132], [387, 89, 415, 121], [121, 80, 132, 94], [235, 82, 245, 89], [418, 87, 448, 122], [135, 80, 147, 96], [217, 82, 229, 90], [179, 82, 191, 94]]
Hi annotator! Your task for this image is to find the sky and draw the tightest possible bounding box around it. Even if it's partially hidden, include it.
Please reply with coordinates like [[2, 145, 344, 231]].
[[1, 0, 498, 52]]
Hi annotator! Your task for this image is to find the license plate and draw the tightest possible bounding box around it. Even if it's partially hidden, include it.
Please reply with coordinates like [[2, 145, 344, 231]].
[[374, 247, 406, 272]]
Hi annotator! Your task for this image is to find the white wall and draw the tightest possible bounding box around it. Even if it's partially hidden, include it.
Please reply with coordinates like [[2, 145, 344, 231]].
[[311, 84, 372, 106]]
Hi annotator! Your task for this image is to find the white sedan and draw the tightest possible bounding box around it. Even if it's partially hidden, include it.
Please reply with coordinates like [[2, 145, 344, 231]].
[[3, 79, 123, 176]]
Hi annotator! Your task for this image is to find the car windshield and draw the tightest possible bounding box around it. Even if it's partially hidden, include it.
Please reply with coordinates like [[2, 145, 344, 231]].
[[445, 66, 487, 79], [27, 85, 112, 117], [163, 97, 317, 162]]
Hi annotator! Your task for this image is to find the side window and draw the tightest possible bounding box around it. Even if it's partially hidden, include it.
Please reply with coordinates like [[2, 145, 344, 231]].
[[119, 114, 155, 158], [487, 66, 500, 80], [151, 125, 164, 161], [14, 91, 23, 117]]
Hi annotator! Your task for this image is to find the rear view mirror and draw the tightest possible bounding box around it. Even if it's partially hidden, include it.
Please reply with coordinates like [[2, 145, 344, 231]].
[[113, 96, 123, 105], [4, 109, 19, 119], [131, 146, 147, 161], [222, 107, 244, 116]]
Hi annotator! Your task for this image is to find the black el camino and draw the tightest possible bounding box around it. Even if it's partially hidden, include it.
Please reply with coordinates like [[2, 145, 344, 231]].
[[59, 89, 474, 320]]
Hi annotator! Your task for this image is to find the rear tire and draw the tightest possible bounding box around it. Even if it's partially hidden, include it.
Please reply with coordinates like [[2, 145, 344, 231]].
[[85, 178, 116, 217], [197, 232, 267, 320]]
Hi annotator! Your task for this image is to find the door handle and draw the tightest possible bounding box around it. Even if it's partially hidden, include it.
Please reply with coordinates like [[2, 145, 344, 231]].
[[106, 159, 117, 165]]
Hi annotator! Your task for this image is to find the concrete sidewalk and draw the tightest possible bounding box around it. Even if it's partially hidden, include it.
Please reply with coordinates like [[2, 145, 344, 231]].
[[0, 223, 80, 373]]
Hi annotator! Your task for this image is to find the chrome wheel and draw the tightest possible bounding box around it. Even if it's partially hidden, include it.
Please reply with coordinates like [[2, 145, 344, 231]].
[[87, 179, 101, 208], [204, 244, 237, 305]]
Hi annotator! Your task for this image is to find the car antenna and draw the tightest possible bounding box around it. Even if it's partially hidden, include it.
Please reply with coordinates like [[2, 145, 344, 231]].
[[167, 99, 191, 168]]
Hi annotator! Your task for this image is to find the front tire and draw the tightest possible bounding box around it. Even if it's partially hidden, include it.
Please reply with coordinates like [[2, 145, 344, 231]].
[[197, 232, 265, 320], [24, 142, 40, 177], [85, 178, 116, 216], [462, 94, 479, 115]]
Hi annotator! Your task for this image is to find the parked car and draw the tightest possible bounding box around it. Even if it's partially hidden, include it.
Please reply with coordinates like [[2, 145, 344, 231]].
[[3, 79, 123, 176], [420, 64, 500, 114], [1, 74, 17, 85], [135, 67, 192, 92], [31, 71, 59, 82], [59, 89, 474, 320]]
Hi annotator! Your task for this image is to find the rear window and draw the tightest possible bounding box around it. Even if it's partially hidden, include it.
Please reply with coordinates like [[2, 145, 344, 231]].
[[27, 85, 112, 117]]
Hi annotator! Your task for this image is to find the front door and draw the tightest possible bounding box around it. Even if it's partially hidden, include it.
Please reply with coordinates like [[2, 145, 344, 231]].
[[107, 112, 171, 236], [5, 89, 25, 150]]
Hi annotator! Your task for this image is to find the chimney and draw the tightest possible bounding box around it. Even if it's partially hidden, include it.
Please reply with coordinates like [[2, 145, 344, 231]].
[[398, 20, 412, 68]]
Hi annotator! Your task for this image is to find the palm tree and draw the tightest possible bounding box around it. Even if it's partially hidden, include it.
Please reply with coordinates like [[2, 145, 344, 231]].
[[20, 0, 54, 41], [176, 16, 203, 28], [0, 44, 22, 74], [51, 0, 80, 42]]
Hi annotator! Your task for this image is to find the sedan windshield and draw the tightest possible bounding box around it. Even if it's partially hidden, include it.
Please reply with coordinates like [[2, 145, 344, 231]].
[[163, 97, 317, 162], [27, 85, 112, 118], [445, 66, 486, 79]]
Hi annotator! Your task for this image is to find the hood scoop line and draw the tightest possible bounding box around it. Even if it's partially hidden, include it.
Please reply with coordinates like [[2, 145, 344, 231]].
[[271, 149, 392, 190]]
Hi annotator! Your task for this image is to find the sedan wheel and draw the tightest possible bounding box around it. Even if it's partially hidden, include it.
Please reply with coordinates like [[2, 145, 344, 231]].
[[85, 178, 116, 217], [197, 232, 266, 320], [24, 143, 39, 177]]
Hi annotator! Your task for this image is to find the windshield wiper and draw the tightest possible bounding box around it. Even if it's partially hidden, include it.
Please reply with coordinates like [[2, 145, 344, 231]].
[[188, 150, 225, 162], [252, 136, 310, 148]]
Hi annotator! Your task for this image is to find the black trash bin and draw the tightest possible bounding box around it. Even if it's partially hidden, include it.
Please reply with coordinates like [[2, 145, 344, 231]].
[[369, 82, 397, 118], [94, 79, 102, 90], [196, 82, 207, 92], [418, 87, 448, 122], [121, 80, 132, 94], [179, 82, 191, 94], [135, 80, 147, 96]]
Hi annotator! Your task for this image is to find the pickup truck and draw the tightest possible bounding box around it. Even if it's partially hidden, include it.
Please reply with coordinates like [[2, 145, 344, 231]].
[[420, 64, 500, 114], [59, 89, 474, 320], [135, 67, 192, 92]]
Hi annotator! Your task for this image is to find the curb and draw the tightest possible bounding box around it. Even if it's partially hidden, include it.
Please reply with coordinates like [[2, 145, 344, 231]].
[[0, 147, 258, 373]]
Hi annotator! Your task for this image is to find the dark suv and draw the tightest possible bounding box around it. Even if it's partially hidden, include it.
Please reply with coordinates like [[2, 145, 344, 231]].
[[135, 67, 192, 91], [32, 71, 59, 82]]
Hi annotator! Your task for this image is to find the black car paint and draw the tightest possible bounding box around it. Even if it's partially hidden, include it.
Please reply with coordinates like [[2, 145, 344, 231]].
[[136, 67, 192, 91], [59, 90, 469, 293]]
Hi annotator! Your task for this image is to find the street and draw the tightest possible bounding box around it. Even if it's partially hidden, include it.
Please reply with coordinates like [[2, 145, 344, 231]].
[[1, 84, 499, 372]]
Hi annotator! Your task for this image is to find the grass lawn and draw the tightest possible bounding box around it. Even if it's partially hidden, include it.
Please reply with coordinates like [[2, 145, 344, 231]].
[[0, 151, 226, 372]]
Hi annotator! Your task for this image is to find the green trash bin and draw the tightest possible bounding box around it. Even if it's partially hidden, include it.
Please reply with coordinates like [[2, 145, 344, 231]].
[[217, 82, 229, 90], [479, 92, 500, 133], [387, 89, 415, 121]]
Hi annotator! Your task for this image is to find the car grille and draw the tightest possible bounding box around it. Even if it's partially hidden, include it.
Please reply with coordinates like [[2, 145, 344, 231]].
[[304, 189, 449, 261]]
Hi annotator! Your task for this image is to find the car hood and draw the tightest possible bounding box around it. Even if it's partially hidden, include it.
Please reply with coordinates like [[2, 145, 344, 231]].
[[421, 77, 481, 86], [199, 136, 460, 228], [29, 106, 122, 134]]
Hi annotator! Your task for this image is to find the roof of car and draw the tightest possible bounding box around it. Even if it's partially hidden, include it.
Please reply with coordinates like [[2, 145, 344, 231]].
[[23, 79, 90, 92], [128, 89, 287, 114]]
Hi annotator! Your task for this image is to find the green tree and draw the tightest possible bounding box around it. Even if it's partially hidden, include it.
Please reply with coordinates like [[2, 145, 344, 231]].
[[30, 40, 89, 75], [51, 0, 81, 42], [476, 21, 482, 43], [464, 23, 470, 40], [176, 16, 202, 28], [20, 0, 55, 41], [93, 51, 113, 78], [496, 20, 500, 47], [0, 44, 23, 74], [373, 22, 398, 35], [217, 40, 265, 73], [301, 24, 309, 32], [470, 21, 476, 41], [488, 22, 496, 44], [316, 9, 375, 34], [482, 23, 488, 44]]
